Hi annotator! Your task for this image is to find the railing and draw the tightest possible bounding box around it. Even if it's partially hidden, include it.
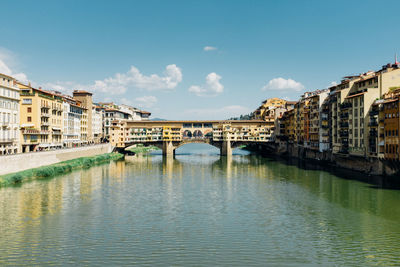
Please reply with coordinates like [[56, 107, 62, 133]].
[[20, 91, 36, 96], [340, 102, 352, 109], [369, 110, 379, 116], [368, 121, 378, 127], [41, 113, 50, 118], [0, 138, 15, 143], [369, 130, 378, 137]]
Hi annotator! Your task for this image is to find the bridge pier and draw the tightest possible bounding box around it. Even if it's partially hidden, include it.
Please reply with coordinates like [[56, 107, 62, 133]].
[[162, 141, 176, 156], [220, 140, 232, 156]]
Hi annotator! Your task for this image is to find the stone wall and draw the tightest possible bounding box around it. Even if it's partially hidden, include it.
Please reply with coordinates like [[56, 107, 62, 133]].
[[273, 142, 390, 176], [0, 144, 112, 175]]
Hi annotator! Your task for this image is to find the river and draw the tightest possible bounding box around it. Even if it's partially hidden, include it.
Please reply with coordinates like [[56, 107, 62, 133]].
[[0, 144, 400, 266]]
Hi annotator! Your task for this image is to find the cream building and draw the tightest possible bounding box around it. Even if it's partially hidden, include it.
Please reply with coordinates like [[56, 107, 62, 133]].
[[62, 96, 84, 147], [332, 62, 400, 156], [92, 105, 103, 143], [0, 73, 20, 154]]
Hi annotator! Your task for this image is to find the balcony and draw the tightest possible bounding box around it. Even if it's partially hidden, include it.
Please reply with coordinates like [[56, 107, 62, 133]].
[[340, 102, 352, 109], [41, 113, 50, 118], [340, 122, 349, 128], [368, 120, 378, 127], [0, 138, 15, 144], [20, 91, 36, 96], [340, 113, 349, 119], [369, 110, 379, 116], [369, 130, 378, 137], [339, 131, 349, 137], [22, 129, 40, 135]]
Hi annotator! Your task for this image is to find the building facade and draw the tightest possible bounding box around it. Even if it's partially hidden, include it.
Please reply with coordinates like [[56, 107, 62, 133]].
[[0, 73, 20, 155], [73, 90, 93, 143], [18, 83, 64, 152]]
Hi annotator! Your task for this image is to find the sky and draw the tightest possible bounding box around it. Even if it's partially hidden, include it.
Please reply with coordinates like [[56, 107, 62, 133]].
[[0, 0, 400, 120]]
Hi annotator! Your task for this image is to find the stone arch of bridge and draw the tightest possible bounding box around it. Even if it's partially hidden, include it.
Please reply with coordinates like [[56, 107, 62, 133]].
[[120, 140, 249, 156], [174, 139, 221, 150]]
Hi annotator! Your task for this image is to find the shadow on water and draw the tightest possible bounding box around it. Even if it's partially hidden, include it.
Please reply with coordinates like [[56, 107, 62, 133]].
[[151, 142, 400, 190], [261, 155, 400, 190]]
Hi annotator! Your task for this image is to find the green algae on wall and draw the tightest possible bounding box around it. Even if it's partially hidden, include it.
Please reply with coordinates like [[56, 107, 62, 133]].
[[0, 153, 124, 188]]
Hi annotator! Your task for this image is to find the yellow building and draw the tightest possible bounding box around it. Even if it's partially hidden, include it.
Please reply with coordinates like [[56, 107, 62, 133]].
[[253, 98, 287, 120], [81, 108, 88, 143], [17, 82, 63, 152], [163, 126, 182, 141]]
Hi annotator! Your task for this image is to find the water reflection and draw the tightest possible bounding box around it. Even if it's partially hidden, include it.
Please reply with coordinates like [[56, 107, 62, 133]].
[[0, 146, 400, 265]]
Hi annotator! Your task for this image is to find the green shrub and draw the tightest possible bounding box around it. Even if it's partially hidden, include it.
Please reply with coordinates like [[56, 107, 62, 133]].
[[0, 153, 124, 187]]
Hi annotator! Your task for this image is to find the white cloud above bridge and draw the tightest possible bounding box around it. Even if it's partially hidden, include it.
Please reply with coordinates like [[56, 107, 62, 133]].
[[188, 72, 224, 97]]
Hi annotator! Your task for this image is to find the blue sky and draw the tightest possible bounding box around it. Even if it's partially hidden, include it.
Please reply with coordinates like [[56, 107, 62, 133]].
[[0, 0, 400, 119]]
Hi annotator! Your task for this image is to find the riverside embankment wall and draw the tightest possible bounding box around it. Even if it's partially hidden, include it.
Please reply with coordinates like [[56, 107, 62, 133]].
[[0, 144, 112, 175], [252, 142, 398, 176]]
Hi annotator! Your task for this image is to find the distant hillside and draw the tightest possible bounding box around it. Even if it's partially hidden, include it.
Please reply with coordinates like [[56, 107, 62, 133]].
[[228, 112, 253, 120], [150, 118, 167, 121]]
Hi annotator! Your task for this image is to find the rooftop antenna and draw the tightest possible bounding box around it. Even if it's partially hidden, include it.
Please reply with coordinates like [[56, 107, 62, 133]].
[[396, 53, 399, 64]]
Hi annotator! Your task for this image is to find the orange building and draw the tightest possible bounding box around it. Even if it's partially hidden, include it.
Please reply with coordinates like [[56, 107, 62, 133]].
[[383, 89, 400, 160]]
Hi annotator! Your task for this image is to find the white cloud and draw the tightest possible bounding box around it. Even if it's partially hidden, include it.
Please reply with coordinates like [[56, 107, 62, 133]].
[[42, 81, 80, 95], [43, 64, 183, 96], [329, 81, 338, 87], [134, 96, 158, 108], [204, 46, 217, 51], [183, 105, 251, 120], [188, 72, 224, 97], [0, 49, 29, 83], [90, 64, 182, 95], [120, 96, 158, 109], [261, 77, 304, 92]]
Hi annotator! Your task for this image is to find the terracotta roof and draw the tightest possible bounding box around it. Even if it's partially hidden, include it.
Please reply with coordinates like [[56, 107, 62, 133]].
[[73, 90, 92, 95], [382, 98, 399, 104], [0, 72, 16, 80]]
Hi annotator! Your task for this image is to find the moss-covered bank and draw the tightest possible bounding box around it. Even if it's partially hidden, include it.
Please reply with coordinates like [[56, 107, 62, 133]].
[[0, 153, 124, 188]]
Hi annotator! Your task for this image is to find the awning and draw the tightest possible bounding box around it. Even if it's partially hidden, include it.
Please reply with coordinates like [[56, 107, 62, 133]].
[[52, 127, 61, 131], [21, 124, 34, 128]]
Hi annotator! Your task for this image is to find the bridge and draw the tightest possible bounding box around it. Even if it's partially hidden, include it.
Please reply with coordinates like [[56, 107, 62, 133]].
[[110, 120, 274, 156]]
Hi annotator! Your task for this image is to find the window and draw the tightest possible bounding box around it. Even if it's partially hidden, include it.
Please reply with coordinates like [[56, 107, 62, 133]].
[[27, 107, 32, 113], [27, 116, 32, 122], [22, 98, 32, 105]]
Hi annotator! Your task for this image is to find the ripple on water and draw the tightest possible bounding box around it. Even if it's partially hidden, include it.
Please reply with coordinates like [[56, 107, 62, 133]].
[[1, 146, 400, 266]]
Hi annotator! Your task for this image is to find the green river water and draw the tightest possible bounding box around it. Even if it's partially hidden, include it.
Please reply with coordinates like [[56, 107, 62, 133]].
[[0, 144, 400, 266]]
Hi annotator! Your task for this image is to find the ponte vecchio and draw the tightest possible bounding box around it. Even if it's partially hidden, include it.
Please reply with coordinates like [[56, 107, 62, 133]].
[[110, 120, 274, 156]]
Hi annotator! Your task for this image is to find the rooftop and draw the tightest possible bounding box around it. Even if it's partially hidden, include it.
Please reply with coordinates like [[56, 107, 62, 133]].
[[73, 90, 93, 96]]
